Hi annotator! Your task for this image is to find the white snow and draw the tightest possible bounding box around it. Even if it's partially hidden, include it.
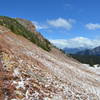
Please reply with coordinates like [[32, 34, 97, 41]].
[[16, 79, 25, 89]]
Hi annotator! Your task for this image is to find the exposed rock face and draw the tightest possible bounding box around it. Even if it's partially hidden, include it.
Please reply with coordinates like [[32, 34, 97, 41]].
[[0, 25, 100, 100]]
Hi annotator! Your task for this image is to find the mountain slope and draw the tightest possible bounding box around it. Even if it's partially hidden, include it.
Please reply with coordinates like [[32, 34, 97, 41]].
[[77, 46, 100, 55], [63, 47, 86, 54], [70, 46, 100, 66], [0, 24, 100, 100], [0, 16, 51, 51]]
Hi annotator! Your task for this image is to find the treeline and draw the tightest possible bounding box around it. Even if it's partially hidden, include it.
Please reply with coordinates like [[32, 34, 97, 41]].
[[0, 16, 51, 51], [70, 54, 100, 66]]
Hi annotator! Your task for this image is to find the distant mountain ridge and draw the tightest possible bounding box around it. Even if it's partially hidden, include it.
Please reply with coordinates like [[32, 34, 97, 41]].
[[77, 46, 100, 55], [63, 47, 86, 54], [63, 45, 100, 56], [70, 46, 100, 66]]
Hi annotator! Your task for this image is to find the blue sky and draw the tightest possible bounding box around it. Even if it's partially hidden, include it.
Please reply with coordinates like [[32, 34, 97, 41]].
[[1, 0, 100, 48]]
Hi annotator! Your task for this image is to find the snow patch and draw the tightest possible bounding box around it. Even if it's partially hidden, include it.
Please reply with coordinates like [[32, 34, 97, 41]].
[[13, 68, 20, 77]]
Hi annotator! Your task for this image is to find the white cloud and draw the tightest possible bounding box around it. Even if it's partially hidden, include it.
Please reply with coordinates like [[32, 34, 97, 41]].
[[32, 18, 75, 31], [47, 18, 74, 30], [32, 21, 48, 30], [49, 37, 100, 49], [86, 23, 100, 30]]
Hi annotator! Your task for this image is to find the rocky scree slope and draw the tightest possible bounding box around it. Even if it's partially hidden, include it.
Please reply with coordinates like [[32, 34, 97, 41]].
[[0, 21, 100, 99]]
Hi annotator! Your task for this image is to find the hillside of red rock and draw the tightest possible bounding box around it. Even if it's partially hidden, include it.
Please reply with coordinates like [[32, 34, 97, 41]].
[[0, 25, 100, 100]]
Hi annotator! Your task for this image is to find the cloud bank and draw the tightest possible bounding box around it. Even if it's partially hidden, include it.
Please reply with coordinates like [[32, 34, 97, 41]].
[[86, 23, 100, 30], [47, 18, 74, 30], [50, 37, 100, 49]]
